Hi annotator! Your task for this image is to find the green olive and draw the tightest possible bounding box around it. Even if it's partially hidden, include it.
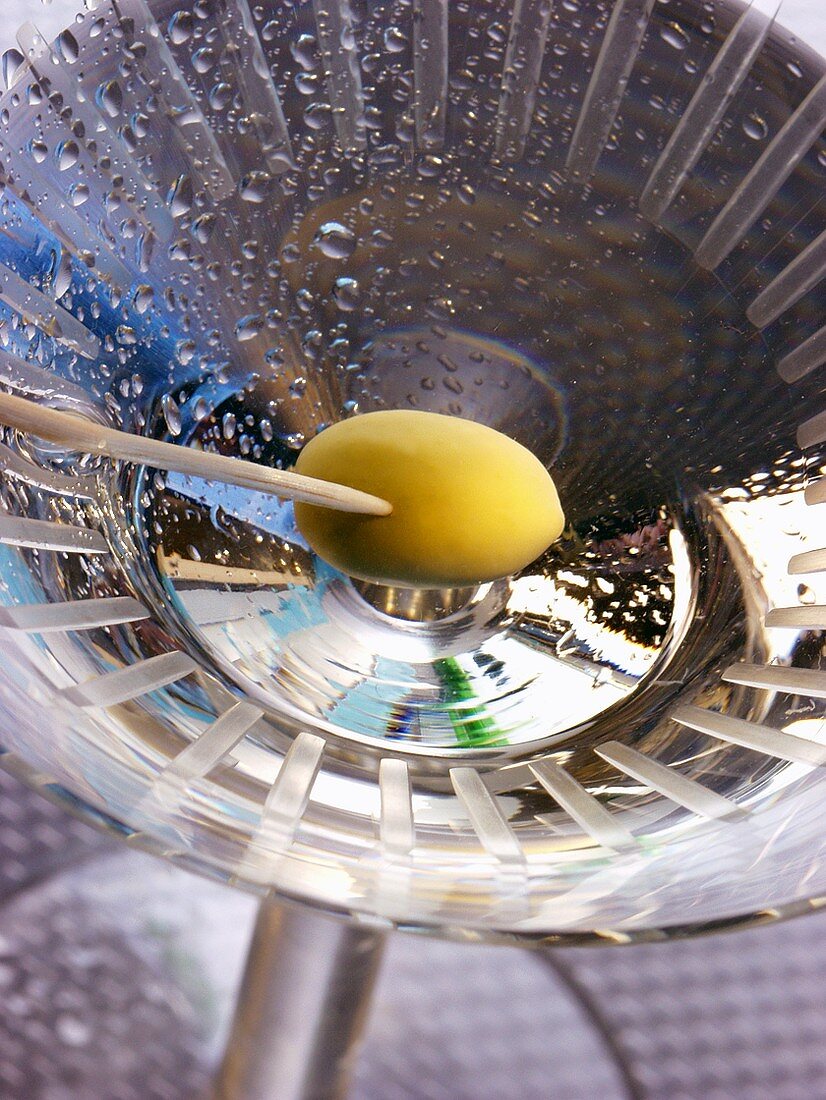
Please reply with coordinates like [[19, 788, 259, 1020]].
[[293, 410, 564, 588]]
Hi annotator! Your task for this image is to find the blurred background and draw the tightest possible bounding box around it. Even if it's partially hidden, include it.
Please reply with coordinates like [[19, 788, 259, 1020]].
[[0, 1, 826, 1098], [3, 762, 826, 1099]]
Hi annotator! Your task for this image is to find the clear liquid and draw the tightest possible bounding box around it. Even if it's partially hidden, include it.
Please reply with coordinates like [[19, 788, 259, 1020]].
[[0, 0, 823, 779], [125, 165, 818, 753]]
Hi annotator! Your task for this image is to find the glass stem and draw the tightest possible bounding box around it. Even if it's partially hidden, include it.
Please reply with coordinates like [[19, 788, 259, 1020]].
[[213, 897, 387, 1100]]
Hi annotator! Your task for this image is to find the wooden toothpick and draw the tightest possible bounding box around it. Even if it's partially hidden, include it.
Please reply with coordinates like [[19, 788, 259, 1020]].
[[0, 391, 392, 516]]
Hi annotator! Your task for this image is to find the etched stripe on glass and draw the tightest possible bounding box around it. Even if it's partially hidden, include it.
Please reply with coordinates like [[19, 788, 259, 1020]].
[[529, 759, 636, 849], [0, 516, 108, 554], [379, 757, 415, 856], [797, 409, 826, 449], [494, 0, 554, 161], [595, 741, 745, 820], [414, 0, 448, 151], [0, 596, 147, 633], [673, 705, 826, 767], [747, 227, 826, 329], [777, 323, 826, 383], [313, 0, 366, 152], [640, 7, 771, 221], [696, 76, 826, 270], [450, 767, 524, 862], [788, 548, 826, 574], [0, 263, 100, 359], [61, 651, 198, 708], [114, 0, 236, 200], [0, 442, 94, 499], [257, 732, 326, 848], [765, 605, 826, 629], [566, 0, 656, 181], [154, 702, 263, 799], [723, 662, 826, 700]]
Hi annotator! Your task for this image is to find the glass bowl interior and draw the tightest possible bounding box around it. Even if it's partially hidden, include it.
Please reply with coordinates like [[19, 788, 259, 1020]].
[[0, 0, 823, 940]]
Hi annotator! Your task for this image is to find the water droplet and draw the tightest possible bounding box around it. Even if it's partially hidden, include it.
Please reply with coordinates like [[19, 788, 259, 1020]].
[[235, 314, 264, 342], [69, 183, 90, 208], [370, 228, 393, 249], [260, 417, 273, 441], [167, 174, 193, 217], [56, 139, 80, 171], [290, 33, 318, 70], [280, 431, 304, 449], [116, 325, 137, 345], [742, 113, 768, 141], [209, 82, 233, 111], [457, 182, 476, 205], [53, 253, 73, 299], [191, 214, 215, 245], [169, 237, 191, 262], [383, 26, 407, 52], [176, 339, 196, 364], [416, 154, 444, 178], [294, 71, 319, 95], [396, 115, 415, 143], [193, 396, 209, 421], [162, 393, 182, 436], [296, 288, 315, 312], [168, 11, 194, 45], [660, 22, 689, 50], [192, 47, 215, 74], [57, 30, 79, 64], [222, 412, 237, 440], [240, 172, 272, 203], [289, 376, 308, 398], [29, 139, 47, 163], [798, 583, 816, 605], [314, 221, 357, 259], [332, 276, 360, 311], [2, 49, 24, 89], [301, 329, 322, 357], [303, 101, 331, 130], [280, 242, 301, 264], [133, 285, 154, 314], [786, 60, 803, 79], [97, 80, 123, 118]]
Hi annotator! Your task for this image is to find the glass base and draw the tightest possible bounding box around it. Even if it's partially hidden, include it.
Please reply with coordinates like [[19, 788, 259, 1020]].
[[3, 757, 826, 1099]]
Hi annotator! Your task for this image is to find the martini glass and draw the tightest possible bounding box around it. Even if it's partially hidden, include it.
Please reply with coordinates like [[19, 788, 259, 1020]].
[[0, 0, 824, 1095]]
